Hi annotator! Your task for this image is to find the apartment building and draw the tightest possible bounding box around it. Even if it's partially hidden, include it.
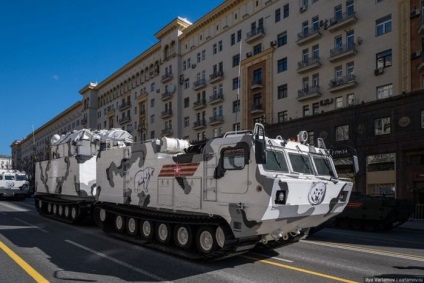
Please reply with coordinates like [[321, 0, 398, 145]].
[[11, 0, 424, 206]]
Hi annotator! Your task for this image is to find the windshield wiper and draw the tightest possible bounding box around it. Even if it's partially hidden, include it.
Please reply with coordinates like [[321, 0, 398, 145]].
[[268, 140, 282, 169]]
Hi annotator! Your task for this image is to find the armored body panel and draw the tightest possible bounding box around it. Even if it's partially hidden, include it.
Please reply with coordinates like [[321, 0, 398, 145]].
[[95, 125, 353, 251]]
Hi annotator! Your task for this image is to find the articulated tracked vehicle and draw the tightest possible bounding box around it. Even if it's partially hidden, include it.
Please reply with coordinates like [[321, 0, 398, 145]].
[[35, 124, 355, 259]]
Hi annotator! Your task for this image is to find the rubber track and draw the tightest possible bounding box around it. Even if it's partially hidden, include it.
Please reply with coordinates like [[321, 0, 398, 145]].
[[94, 202, 260, 260]]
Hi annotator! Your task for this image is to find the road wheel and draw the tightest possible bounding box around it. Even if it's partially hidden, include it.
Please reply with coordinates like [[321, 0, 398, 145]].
[[141, 220, 154, 240], [47, 203, 52, 214], [58, 205, 63, 216], [215, 226, 226, 248], [114, 214, 125, 232], [157, 223, 172, 244], [127, 217, 138, 236], [64, 206, 70, 218], [70, 206, 79, 221], [196, 226, 217, 255], [52, 204, 57, 215], [174, 225, 193, 250], [98, 208, 107, 222]]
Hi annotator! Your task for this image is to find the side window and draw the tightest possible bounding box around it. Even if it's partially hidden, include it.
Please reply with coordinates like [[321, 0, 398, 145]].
[[222, 147, 247, 170]]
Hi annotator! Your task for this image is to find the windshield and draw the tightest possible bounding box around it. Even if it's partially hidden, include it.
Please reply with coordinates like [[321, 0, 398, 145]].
[[263, 150, 289, 172], [288, 153, 313, 174], [16, 175, 27, 181], [313, 155, 337, 177], [4, 175, 14, 180]]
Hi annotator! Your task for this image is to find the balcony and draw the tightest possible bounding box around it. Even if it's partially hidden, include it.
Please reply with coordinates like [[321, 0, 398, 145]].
[[329, 74, 358, 92], [209, 92, 224, 105], [193, 78, 207, 90], [193, 99, 207, 110], [251, 104, 264, 114], [193, 119, 207, 130], [161, 128, 173, 136], [328, 43, 357, 62], [297, 86, 322, 101], [327, 11, 358, 33], [297, 57, 322, 73], [81, 118, 87, 125], [161, 109, 173, 119], [251, 80, 263, 90], [296, 27, 322, 46], [161, 91, 173, 101], [209, 115, 224, 126], [161, 72, 173, 83], [119, 101, 131, 111], [246, 26, 265, 44], [118, 115, 131, 125], [209, 71, 224, 83], [419, 16, 424, 34], [106, 106, 115, 115]]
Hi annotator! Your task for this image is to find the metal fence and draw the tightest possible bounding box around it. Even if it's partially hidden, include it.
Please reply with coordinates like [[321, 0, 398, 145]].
[[411, 204, 424, 220]]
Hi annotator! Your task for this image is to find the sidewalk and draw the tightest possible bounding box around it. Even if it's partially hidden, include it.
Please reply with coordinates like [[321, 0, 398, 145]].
[[398, 219, 424, 230]]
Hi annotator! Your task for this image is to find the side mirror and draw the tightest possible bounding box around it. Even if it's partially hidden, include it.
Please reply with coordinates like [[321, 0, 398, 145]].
[[352, 155, 359, 174], [255, 139, 267, 164]]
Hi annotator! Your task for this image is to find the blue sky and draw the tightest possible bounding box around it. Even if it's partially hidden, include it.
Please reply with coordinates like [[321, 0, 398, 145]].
[[0, 0, 224, 156]]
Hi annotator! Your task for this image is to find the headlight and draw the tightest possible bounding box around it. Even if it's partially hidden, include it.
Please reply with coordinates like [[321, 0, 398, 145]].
[[275, 190, 286, 204]]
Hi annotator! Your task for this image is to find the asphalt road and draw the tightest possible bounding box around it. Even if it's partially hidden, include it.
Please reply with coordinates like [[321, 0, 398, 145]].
[[1, 198, 423, 283]]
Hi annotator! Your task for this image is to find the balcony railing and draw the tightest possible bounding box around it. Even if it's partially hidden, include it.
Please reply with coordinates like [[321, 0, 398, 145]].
[[209, 71, 224, 83], [209, 92, 224, 105], [118, 115, 131, 125], [329, 74, 358, 92], [119, 101, 131, 111], [329, 43, 357, 62], [297, 57, 322, 73], [296, 27, 322, 45], [327, 11, 358, 32], [209, 115, 224, 125], [161, 128, 173, 136], [161, 109, 173, 119], [297, 86, 322, 101], [193, 78, 207, 90], [246, 26, 265, 43], [161, 91, 173, 101], [161, 72, 173, 83], [251, 80, 263, 90], [193, 119, 207, 130], [251, 104, 264, 114], [193, 99, 207, 110]]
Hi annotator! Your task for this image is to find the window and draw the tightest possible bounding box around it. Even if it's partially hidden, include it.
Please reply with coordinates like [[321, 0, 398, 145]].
[[277, 84, 288, 99], [375, 117, 391, 135], [184, 97, 189, 108], [335, 97, 343, 108], [150, 98, 155, 108], [275, 8, 281, 22], [218, 40, 223, 52], [231, 33, 236, 45], [263, 150, 289, 172], [233, 123, 240, 131], [253, 68, 262, 84], [150, 114, 155, 124], [346, 0, 354, 17], [377, 84, 393, 99], [222, 146, 247, 170], [347, 93, 355, 105], [184, 78, 190, 89], [312, 73, 319, 87], [312, 44, 319, 58], [232, 54, 240, 67], [283, 4, 289, 18], [233, 100, 240, 113], [303, 105, 310, 117], [253, 43, 262, 55], [312, 103, 319, 115], [237, 30, 242, 42], [278, 111, 288, 122], [213, 43, 217, 54], [376, 49, 392, 69], [197, 52, 201, 63], [376, 15, 392, 36], [336, 125, 349, 141], [277, 32, 287, 47], [184, 116, 190, 127], [232, 77, 240, 90], [277, 58, 288, 73]]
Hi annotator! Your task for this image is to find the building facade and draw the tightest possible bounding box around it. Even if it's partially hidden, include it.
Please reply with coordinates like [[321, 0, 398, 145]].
[[11, 0, 424, 209]]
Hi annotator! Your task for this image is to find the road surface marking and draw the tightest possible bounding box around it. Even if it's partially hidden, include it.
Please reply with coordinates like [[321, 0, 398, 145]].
[[242, 255, 357, 283], [65, 240, 170, 282], [0, 240, 49, 283], [248, 252, 294, 262], [14, 218, 48, 233], [302, 240, 424, 262], [0, 201, 30, 212]]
